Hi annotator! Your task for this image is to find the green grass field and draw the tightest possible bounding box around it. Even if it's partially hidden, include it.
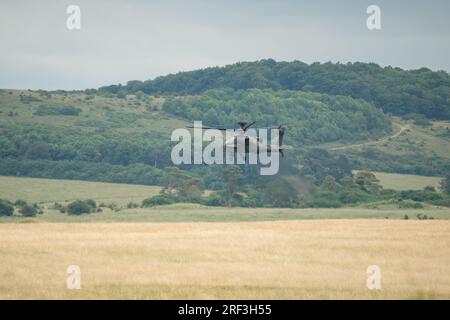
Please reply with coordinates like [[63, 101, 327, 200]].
[[0, 176, 160, 205], [1, 175, 449, 223], [360, 171, 442, 191], [0, 89, 187, 135], [1, 204, 449, 223]]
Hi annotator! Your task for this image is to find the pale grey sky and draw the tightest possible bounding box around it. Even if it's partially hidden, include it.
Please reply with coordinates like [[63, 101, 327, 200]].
[[0, 0, 449, 90]]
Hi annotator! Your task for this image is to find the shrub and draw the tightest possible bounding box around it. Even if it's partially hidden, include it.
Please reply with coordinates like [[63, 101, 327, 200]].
[[20, 205, 37, 217], [126, 202, 139, 209], [430, 198, 450, 207], [0, 199, 14, 216], [398, 190, 443, 202], [84, 199, 96, 209], [142, 194, 177, 207], [14, 199, 28, 208], [52, 202, 67, 213], [67, 200, 93, 215], [106, 203, 120, 211], [202, 191, 225, 207], [34, 105, 81, 116], [398, 200, 424, 209]]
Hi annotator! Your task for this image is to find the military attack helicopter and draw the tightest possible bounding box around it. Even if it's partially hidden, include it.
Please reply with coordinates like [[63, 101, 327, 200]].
[[187, 120, 287, 158]]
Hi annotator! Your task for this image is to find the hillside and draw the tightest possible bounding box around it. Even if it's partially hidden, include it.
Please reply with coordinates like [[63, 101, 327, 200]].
[[1, 60, 450, 198], [99, 60, 450, 119], [356, 171, 442, 191], [0, 87, 391, 184], [163, 88, 391, 145], [0, 176, 160, 205]]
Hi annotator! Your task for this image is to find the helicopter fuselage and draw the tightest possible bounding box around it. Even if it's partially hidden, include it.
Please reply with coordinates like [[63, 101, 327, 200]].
[[224, 130, 281, 155]]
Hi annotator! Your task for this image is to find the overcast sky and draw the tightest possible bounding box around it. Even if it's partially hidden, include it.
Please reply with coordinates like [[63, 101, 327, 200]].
[[1, 0, 449, 90]]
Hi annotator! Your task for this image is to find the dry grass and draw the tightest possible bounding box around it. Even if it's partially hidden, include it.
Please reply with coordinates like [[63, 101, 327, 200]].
[[0, 220, 449, 299]]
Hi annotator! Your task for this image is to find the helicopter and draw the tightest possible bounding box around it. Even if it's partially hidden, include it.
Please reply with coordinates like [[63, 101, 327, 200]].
[[187, 120, 287, 159]]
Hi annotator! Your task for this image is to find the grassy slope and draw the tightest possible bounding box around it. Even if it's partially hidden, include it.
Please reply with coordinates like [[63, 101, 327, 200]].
[[0, 89, 187, 136], [371, 171, 442, 191], [0, 176, 160, 205], [319, 118, 450, 157], [319, 118, 450, 176], [1, 220, 449, 299]]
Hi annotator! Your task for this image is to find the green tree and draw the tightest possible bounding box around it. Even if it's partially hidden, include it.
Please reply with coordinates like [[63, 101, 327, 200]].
[[221, 165, 245, 207], [20, 205, 37, 217], [441, 175, 450, 194], [320, 175, 340, 192], [354, 171, 382, 193], [67, 200, 93, 215], [0, 199, 14, 216], [261, 177, 299, 207], [160, 166, 204, 200]]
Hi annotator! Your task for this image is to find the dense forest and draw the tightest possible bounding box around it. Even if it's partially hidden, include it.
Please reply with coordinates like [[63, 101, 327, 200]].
[[99, 60, 450, 119], [163, 88, 391, 145]]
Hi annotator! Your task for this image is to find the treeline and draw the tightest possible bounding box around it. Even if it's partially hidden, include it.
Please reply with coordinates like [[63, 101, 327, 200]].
[[0, 124, 172, 167], [99, 59, 450, 119], [163, 88, 391, 144], [0, 159, 162, 185], [0, 122, 171, 185], [141, 165, 450, 209]]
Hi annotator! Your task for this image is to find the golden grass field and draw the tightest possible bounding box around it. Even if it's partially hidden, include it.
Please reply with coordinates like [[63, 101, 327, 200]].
[[0, 220, 449, 299]]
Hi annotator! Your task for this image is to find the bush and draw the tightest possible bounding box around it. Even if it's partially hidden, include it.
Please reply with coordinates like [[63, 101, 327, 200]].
[[398, 200, 424, 209], [33, 105, 82, 116], [67, 200, 94, 215], [417, 214, 433, 220], [14, 199, 28, 208], [398, 190, 443, 202], [142, 194, 177, 207], [430, 198, 450, 207], [0, 199, 14, 216], [84, 199, 96, 208], [126, 202, 139, 209], [305, 192, 342, 208], [20, 205, 37, 217], [52, 202, 67, 213], [202, 191, 225, 207], [106, 203, 120, 211]]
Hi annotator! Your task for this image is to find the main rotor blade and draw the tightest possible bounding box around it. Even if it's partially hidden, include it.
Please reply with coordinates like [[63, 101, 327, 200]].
[[186, 126, 227, 131], [243, 121, 256, 131]]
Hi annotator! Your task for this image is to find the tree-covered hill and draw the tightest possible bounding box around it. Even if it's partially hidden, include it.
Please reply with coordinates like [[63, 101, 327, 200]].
[[99, 59, 450, 119], [1, 58, 450, 190], [163, 88, 391, 145], [0, 86, 393, 185]]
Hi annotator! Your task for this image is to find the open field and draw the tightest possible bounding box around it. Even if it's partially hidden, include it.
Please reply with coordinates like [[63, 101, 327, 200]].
[[1, 204, 450, 223], [0, 220, 449, 299], [0, 176, 160, 205], [362, 171, 442, 191]]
